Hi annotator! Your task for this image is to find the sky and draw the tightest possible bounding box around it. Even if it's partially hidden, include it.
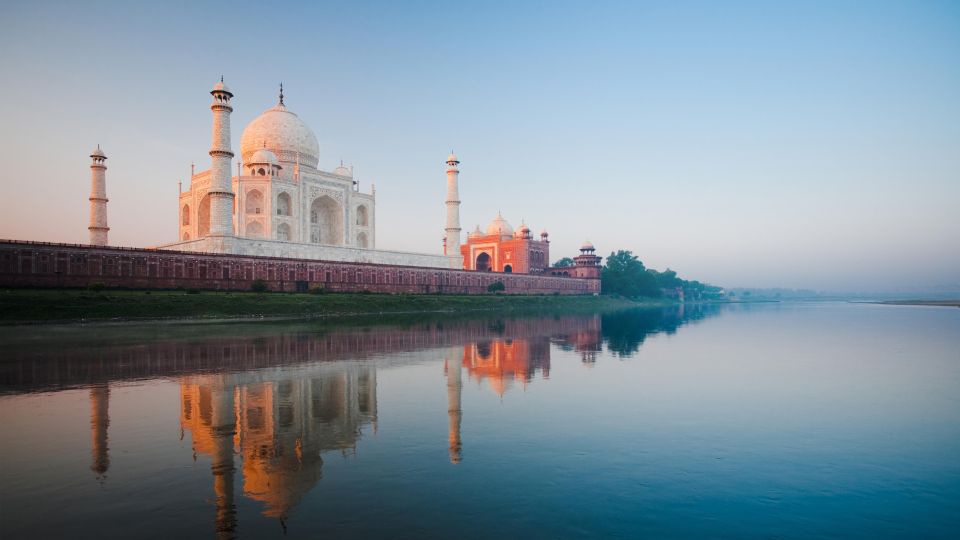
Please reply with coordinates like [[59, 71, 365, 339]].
[[0, 0, 957, 293]]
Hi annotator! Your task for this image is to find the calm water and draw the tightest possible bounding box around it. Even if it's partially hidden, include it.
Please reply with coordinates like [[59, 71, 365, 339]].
[[0, 302, 958, 539]]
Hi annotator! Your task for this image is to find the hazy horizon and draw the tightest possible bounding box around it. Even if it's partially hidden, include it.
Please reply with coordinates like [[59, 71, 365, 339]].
[[1, 1, 957, 293]]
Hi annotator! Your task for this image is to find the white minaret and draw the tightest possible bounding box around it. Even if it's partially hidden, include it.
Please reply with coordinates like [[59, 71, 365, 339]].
[[445, 152, 461, 258], [88, 145, 109, 246], [207, 78, 235, 236]]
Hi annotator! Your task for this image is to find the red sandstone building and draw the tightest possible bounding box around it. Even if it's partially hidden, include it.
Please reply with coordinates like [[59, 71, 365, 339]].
[[460, 213, 550, 274]]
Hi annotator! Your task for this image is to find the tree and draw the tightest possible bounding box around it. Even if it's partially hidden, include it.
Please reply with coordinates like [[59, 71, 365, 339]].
[[553, 257, 574, 268], [601, 250, 661, 298], [487, 281, 505, 293]]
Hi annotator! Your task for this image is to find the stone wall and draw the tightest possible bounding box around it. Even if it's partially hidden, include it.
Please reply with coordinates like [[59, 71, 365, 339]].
[[0, 240, 600, 295]]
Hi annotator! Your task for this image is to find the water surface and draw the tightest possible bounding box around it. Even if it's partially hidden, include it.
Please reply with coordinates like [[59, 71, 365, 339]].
[[0, 302, 957, 538]]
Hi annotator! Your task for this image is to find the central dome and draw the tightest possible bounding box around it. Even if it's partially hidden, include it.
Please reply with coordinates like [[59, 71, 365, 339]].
[[240, 103, 319, 169]]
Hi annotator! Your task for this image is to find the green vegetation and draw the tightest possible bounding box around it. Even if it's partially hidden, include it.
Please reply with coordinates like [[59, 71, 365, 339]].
[[553, 257, 574, 268], [250, 279, 269, 293], [486, 281, 506, 293], [601, 250, 724, 300], [0, 288, 656, 324]]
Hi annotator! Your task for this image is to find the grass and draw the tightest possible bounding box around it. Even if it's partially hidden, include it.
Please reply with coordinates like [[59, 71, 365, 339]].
[[0, 288, 665, 324]]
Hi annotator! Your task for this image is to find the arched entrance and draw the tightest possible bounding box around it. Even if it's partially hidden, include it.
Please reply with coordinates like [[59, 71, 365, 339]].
[[503, 264, 513, 273], [309, 196, 343, 245], [476, 252, 491, 272]]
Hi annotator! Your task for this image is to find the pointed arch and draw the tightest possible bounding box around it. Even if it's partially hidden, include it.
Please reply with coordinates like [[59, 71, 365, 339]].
[[198, 194, 211, 237], [245, 189, 264, 214], [357, 232, 368, 248], [181, 204, 190, 226], [309, 195, 343, 245], [356, 205, 369, 226], [276, 192, 292, 216], [246, 221, 264, 238], [276, 222, 292, 241]]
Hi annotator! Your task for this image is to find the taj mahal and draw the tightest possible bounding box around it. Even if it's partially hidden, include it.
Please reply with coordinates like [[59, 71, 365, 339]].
[[83, 77, 597, 277], [0, 78, 603, 294], [156, 79, 458, 269]]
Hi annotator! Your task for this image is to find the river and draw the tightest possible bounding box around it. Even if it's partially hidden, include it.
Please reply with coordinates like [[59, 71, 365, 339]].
[[0, 302, 957, 538]]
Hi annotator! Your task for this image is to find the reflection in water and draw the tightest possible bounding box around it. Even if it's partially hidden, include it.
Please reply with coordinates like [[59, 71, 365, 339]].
[[180, 365, 378, 534], [89, 384, 110, 481], [4, 306, 715, 537]]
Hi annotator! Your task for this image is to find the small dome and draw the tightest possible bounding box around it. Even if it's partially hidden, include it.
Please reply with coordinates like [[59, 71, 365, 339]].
[[468, 225, 483, 239], [486, 212, 513, 238], [514, 222, 531, 239], [212, 79, 232, 96], [446, 152, 459, 163], [249, 147, 278, 165], [580, 240, 595, 251], [333, 164, 352, 177], [90, 146, 106, 158], [540, 229, 548, 237]]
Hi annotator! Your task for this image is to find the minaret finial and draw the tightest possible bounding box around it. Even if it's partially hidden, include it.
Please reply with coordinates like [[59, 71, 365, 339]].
[[220, 75, 224, 83], [279, 82, 284, 105]]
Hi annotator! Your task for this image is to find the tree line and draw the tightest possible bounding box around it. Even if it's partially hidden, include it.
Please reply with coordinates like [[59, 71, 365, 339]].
[[599, 250, 723, 300]]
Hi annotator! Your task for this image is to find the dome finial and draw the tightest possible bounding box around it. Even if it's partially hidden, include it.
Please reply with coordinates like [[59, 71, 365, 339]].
[[279, 82, 284, 105], [220, 75, 224, 83]]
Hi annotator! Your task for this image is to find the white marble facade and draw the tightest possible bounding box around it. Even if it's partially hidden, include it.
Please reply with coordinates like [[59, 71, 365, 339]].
[[174, 87, 375, 250]]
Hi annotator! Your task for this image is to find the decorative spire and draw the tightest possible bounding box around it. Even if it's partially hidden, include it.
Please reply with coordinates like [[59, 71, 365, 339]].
[[220, 75, 224, 83], [279, 82, 284, 106]]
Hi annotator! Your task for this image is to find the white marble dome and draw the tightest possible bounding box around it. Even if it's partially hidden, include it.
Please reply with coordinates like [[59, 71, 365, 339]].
[[486, 213, 513, 238], [240, 103, 319, 169]]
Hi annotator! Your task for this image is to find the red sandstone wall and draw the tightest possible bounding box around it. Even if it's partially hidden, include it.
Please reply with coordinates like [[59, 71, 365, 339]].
[[0, 240, 600, 295]]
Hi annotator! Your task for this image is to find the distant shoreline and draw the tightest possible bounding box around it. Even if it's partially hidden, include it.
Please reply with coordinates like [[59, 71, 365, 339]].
[[874, 300, 960, 308]]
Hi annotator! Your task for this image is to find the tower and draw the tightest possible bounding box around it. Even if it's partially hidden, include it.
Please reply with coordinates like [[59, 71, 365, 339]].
[[445, 152, 461, 258], [208, 78, 235, 236], [88, 146, 109, 245]]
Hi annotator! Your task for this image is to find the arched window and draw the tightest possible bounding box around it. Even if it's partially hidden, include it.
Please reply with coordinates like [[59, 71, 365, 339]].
[[245, 190, 264, 215], [276, 223, 291, 241], [356, 205, 369, 226], [246, 221, 264, 238], [181, 205, 190, 226], [504, 264, 513, 273], [357, 232, 368, 248], [276, 192, 291, 216], [257, 168, 265, 176], [182, 232, 190, 241]]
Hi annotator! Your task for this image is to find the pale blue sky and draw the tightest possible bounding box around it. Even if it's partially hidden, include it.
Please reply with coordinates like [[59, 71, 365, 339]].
[[1, 0, 957, 292]]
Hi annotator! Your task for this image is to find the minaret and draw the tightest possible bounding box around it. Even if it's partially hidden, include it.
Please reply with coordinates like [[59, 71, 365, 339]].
[[445, 349, 463, 464], [445, 152, 461, 259], [88, 146, 109, 245], [207, 78, 235, 236]]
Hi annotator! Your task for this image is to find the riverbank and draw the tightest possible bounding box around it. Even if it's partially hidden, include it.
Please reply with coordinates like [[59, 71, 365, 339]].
[[876, 299, 960, 308], [0, 288, 666, 324]]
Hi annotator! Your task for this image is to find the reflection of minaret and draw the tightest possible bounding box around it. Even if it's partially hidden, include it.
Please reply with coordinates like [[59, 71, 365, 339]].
[[445, 350, 463, 464], [209, 382, 237, 539], [89, 384, 110, 480]]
